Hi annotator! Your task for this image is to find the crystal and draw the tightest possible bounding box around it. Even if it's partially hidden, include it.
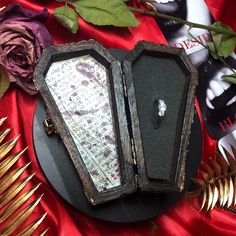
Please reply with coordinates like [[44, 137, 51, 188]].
[[158, 100, 167, 117]]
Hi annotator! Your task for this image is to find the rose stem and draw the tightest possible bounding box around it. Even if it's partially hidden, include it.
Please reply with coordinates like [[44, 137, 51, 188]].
[[129, 7, 236, 36]]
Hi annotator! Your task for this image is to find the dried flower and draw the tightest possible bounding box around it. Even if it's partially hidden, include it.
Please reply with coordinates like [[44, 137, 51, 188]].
[[0, 3, 53, 95]]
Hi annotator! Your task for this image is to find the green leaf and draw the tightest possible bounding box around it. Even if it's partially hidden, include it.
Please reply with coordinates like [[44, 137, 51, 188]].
[[54, 5, 78, 34], [222, 74, 236, 84], [219, 36, 236, 57], [0, 66, 10, 100], [209, 21, 236, 58], [207, 42, 218, 59], [72, 0, 140, 27]]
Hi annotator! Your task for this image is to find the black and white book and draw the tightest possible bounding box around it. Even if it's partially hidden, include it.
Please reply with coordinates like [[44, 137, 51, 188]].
[[148, 0, 236, 156]]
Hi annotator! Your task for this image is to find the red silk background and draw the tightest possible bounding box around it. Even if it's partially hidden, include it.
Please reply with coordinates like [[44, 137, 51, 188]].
[[0, 0, 235, 235]]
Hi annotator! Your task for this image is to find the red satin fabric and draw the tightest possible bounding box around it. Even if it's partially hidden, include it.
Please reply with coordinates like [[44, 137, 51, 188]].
[[0, 0, 235, 235]]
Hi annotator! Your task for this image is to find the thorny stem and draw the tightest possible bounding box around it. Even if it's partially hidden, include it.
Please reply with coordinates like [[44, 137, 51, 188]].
[[129, 7, 236, 36], [131, 5, 236, 81]]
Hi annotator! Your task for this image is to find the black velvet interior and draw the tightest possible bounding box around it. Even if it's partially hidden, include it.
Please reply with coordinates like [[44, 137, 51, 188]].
[[132, 52, 189, 182]]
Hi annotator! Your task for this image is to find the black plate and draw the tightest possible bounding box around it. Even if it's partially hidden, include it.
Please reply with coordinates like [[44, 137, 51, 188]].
[[33, 49, 202, 223]]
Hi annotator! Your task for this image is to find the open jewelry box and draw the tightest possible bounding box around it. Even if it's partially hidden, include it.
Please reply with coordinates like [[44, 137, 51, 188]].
[[34, 40, 198, 205]]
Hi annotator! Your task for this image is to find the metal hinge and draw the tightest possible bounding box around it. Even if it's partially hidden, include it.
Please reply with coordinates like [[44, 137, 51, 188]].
[[119, 63, 138, 186], [119, 63, 128, 97], [43, 117, 56, 136]]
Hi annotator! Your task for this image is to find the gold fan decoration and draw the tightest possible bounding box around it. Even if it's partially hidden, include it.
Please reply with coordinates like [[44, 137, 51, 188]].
[[187, 144, 236, 212], [0, 117, 48, 235]]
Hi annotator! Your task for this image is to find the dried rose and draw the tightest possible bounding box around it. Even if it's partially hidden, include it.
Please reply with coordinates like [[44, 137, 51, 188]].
[[0, 3, 53, 95]]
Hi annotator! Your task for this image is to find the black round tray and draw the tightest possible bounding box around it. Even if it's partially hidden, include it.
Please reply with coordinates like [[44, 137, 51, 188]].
[[33, 99, 201, 223]]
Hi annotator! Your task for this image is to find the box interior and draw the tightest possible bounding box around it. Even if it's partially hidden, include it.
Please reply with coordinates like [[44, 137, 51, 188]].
[[131, 51, 190, 183]]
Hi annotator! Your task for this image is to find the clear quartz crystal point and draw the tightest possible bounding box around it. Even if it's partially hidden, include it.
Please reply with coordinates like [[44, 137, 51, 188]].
[[158, 100, 167, 117]]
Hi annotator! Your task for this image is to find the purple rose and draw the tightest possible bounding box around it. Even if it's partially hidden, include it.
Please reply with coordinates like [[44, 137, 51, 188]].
[[0, 3, 53, 95]]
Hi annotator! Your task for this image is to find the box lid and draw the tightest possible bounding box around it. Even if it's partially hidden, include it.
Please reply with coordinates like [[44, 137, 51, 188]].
[[34, 40, 136, 205], [122, 41, 198, 191]]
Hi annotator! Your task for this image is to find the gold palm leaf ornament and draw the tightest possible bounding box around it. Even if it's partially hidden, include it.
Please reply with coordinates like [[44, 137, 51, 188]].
[[187, 144, 236, 212], [0, 117, 47, 235]]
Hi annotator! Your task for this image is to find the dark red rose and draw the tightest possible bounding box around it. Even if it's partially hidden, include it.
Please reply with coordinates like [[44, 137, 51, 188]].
[[0, 3, 53, 95]]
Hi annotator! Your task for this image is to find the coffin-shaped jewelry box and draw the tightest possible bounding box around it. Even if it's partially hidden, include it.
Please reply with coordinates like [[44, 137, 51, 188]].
[[34, 40, 198, 205]]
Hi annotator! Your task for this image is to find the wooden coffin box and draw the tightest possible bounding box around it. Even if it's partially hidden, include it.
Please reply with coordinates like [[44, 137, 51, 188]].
[[33, 40, 198, 205]]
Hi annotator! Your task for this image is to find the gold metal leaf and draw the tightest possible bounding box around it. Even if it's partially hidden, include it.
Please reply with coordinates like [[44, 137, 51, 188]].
[[208, 158, 222, 205], [222, 178, 229, 207], [0, 122, 47, 235], [200, 188, 207, 211], [201, 162, 214, 179], [192, 178, 205, 187], [210, 185, 219, 211], [16, 213, 47, 236], [206, 185, 213, 212], [0, 117, 7, 127], [0, 173, 35, 208], [0, 162, 31, 195], [188, 145, 236, 212], [0, 135, 20, 161], [0, 147, 28, 178], [0, 194, 44, 236], [0, 128, 10, 144], [0, 183, 41, 223], [227, 177, 234, 208], [217, 179, 224, 207], [199, 170, 210, 183], [209, 157, 222, 176]]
